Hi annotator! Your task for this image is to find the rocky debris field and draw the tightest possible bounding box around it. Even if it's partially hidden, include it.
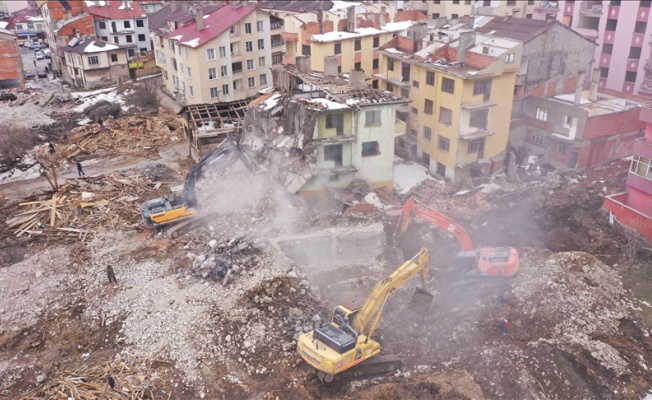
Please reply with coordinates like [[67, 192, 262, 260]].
[[1, 101, 652, 399]]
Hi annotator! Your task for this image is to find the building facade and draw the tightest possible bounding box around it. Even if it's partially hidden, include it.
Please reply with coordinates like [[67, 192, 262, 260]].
[[0, 28, 25, 88], [87, 0, 151, 58], [61, 38, 130, 89], [377, 26, 522, 183], [40, 0, 90, 74], [401, 0, 551, 20], [156, 4, 283, 106], [13, 12, 45, 42], [604, 106, 652, 242]]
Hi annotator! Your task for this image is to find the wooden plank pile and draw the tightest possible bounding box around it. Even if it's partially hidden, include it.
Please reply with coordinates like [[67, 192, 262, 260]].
[[4, 172, 156, 243], [18, 361, 167, 400]]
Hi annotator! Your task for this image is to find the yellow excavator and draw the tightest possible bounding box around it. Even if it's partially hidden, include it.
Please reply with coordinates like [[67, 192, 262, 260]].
[[296, 248, 433, 383]]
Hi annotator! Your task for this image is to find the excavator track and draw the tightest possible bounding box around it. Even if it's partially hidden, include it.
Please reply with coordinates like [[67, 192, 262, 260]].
[[445, 275, 513, 299], [317, 355, 402, 384], [164, 212, 219, 238]]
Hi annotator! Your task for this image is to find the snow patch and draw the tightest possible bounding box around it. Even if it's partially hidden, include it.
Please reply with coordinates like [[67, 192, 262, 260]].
[[0, 164, 43, 184], [364, 192, 387, 210], [393, 162, 434, 195]]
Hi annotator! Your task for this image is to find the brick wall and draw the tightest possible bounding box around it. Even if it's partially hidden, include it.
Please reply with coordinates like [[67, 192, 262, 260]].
[[394, 10, 427, 22], [0, 38, 23, 86], [583, 108, 645, 141], [57, 15, 95, 38]]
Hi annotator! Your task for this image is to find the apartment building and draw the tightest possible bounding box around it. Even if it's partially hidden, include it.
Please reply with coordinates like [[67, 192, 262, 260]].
[[13, 12, 45, 42], [245, 64, 409, 197], [604, 105, 652, 242], [0, 27, 24, 88], [61, 37, 130, 89], [551, 1, 652, 98], [401, 0, 550, 20], [310, 20, 415, 86], [156, 4, 283, 105], [87, 0, 151, 58], [377, 24, 522, 183], [40, 0, 90, 74]]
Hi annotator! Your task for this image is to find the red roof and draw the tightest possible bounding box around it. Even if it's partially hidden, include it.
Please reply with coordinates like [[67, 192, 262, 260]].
[[164, 5, 255, 49], [13, 13, 44, 23], [87, 0, 146, 20]]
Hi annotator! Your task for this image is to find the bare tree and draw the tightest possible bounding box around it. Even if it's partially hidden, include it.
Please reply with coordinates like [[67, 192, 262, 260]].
[[126, 77, 161, 112], [0, 123, 37, 171]]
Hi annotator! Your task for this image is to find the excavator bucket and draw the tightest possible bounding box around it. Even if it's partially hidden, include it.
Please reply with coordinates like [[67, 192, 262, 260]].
[[408, 287, 434, 315]]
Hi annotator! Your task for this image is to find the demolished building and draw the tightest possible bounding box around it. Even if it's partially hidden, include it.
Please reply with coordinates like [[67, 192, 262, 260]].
[[242, 58, 409, 200]]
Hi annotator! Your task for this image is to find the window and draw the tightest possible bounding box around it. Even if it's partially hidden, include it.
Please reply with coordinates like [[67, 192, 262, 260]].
[[260, 74, 267, 85], [432, 13, 440, 18], [423, 126, 432, 141], [532, 134, 544, 145], [563, 115, 574, 128], [600, 67, 609, 78], [185, 47, 189, 58], [409, 128, 417, 137], [259, 56, 266, 67], [248, 77, 256, 87], [365, 110, 381, 125], [424, 99, 434, 115], [233, 79, 242, 92], [413, 80, 419, 88], [421, 152, 430, 167], [222, 84, 229, 95], [606, 19, 617, 31], [112, 21, 117, 32], [354, 39, 361, 51], [635, 21, 647, 33], [602, 44, 613, 54], [258, 39, 265, 49], [124, 20, 131, 29], [99, 21, 106, 29], [506, 53, 515, 63], [526, 13, 533, 19], [535, 108, 548, 121], [361, 141, 380, 156], [187, 66, 192, 77], [88, 56, 99, 65], [245, 22, 252, 34], [625, 71, 637, 83], [257, 20, 264, 32], [232, 61, 242, 73], [247, 59, 254, 70], [641, 0, 651, 8], [373, 36, 379, 48], [172, 75, 176, 85], [230, 25, 238, 36], [219, 46, 227, 58], [439, 107, 452, 125], [411, 106, 418, 114], [231, 43, 239, 55], [136, 19, 144, 28], [221, 65, 228, 76], [373, 59, 379, 69], [473, 79, 492, 100], [442, 77, 455, 94], [189, 85, 194, 97], [210, 87, 218, 99], [438, 135, 450, 152], [324, 145, 343, 165], [126, 35, 133, 43], [467, 138, 485, 154], [629, 46, 642, 60], [206, 48, 216, 61], [114, 36, 119, 44], [426, 71, 435, 86], [208, 67, 217, 80], [452, 13, 458, 19], [355, 62, 361, 70], [334, 43, 341, 54], [101, 36, 108, 41], [272, 51, 283, 64], [246, 41, 253, 52], [470, 109, 488, 130], [388, 59, 394, 71], [557, 143, 567, 155], [110, 54, 118, 62]]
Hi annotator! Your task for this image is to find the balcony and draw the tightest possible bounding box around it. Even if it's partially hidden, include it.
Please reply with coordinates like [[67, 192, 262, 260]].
[[580, 3, 603, 16], [633, 137, 652, 158], [535, 1, 560, 13], [282, 32, 297, 43], [394, 119, 406, 137], [575, 27, 599, 40]]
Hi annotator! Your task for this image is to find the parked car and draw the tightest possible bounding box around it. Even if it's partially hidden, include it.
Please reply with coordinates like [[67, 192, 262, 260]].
[[35, 51, 44, 60], [18, 40, 25, 46]]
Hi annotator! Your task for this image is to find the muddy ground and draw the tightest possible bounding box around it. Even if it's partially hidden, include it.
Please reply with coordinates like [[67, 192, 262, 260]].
[[1, 90, 652, 399]]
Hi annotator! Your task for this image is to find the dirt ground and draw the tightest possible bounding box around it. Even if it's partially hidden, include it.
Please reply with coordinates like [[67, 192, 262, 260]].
[[1, 85, 652, 399]]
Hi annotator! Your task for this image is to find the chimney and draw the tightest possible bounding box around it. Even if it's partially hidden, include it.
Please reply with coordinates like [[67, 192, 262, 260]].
[[574, 71, 586, 106], [589, 67, 600, 102], [195, 5, 204, 30], [324, 55, 338, 77], [457, 31, 476, 64], [317, 8, 323, 34], [122, 1, 129, 10], [349, 69, 365, 88], [297, 55, 311, 73], [346, 5, 356, 32]]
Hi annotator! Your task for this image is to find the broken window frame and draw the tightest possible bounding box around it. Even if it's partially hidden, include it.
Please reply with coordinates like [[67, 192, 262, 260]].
[[473, 79, 492, 101], [361, 141, 380, 157], [326, 113, 345, 135], [469, 108, 489, 130], [467, 138, 485, 154], [323, 144, 343, 166]]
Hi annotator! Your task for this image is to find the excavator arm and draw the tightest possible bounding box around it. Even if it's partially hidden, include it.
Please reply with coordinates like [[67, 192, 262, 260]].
[[352, 248, 430, 338], [395, 197, 475, 252]]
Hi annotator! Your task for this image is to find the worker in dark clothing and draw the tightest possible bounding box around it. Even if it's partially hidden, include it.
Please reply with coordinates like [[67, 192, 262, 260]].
[[107, 265, 117, 284], [107, 375, 116, 389], [498, 318, 509, 335], [62, 132, 68, 141], [496, 294, 506, 309], [98, 117, 104, 128], [33, 60, 36, 67], [76, 161, 85, 176], [48, 143, 55, 154]]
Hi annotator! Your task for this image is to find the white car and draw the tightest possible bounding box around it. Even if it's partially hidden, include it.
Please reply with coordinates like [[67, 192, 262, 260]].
[[35, 51, 44, 60]]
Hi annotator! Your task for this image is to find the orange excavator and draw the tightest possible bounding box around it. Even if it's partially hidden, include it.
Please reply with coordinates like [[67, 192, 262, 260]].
[[394, 197, 519, 294]]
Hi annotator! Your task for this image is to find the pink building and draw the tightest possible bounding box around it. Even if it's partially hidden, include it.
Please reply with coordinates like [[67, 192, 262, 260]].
[[553, 1, 652, 98], [603, 106, 652, 242]]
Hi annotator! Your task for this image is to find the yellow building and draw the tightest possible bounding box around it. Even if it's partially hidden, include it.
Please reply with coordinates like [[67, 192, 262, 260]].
[[376, 27, 522, 182], [309, 21, 414, 87], [154, 4, 284, 105], [61, 38, 131, 89]]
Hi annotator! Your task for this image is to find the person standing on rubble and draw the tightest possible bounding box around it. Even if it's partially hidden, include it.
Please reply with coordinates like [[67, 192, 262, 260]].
[[48, 143, 55, 154], [76, 161, 85, 176], [107, 265, 117, 284], [498, 318, 509, 335]]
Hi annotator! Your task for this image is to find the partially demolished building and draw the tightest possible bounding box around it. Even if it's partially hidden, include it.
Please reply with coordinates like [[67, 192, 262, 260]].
[[243, 58, 409, 200]]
